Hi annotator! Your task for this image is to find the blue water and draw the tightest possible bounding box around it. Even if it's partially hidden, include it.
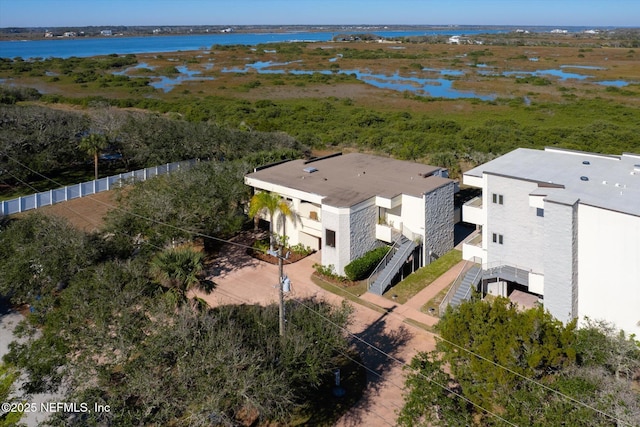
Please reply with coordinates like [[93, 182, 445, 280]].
[[502, 69, 591, 80], [560, 65, 606, 70], [598, 80, 631, 87], [0, 30, 501, 59], [220, 61, 495, 100]]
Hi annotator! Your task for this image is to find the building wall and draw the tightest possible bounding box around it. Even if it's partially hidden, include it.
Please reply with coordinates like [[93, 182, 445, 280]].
[[401, 194, 426, 239], [321, 205, 351, 276], [543, 200, 579, 324], [349, 200, 381, 264], [424, 181, 455, 263], [484, 175, 545, 274], [577, 205, 640, 336]]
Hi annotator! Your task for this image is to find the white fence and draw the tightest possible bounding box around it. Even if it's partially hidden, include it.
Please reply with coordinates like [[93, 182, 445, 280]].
[[1, 159, 199, 216]]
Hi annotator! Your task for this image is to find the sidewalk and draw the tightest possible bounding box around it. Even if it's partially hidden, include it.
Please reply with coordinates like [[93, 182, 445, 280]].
[[359, 260, 466, 327]]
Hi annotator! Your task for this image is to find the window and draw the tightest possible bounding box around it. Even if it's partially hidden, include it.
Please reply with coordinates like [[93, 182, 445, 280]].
[[492, 193, 504, 205], [492, 233, 504, 245], [536, 208, 544, 217], [325, 229, 336, 248]]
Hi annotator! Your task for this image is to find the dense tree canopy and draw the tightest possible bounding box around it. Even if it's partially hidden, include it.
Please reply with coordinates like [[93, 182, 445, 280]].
[[398, 297, 640, 426], [104, 160, 251, 249], [0, 103, 304, 193], [0, 213, 96, 305], [2, 211, 355, 426]]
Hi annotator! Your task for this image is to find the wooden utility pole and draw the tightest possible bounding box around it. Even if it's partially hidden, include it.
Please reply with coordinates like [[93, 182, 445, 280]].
[[278, 246, 285, 337]]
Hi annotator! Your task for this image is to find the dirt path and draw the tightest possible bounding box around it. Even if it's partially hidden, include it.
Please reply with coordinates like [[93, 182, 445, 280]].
[[13, 191, 117, 232]]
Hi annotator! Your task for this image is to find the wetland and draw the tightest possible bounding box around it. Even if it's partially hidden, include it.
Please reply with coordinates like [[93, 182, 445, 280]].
[[1, 31, 639, 195]]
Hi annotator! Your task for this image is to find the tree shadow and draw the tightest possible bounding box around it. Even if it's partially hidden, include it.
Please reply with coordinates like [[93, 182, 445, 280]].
[[204, 230, 266, 279], [338, 307, 413, 426], [197, 279, 217, 294]]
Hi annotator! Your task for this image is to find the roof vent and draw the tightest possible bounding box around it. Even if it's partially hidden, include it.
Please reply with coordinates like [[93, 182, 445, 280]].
[[582, 160, 590, 165], [303, 166, 318, 174], [580, 176, 589, 181]]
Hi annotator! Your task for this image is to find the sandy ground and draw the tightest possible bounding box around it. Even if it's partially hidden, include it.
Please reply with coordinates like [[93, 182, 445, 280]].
[[13, 191, 117, 232], [192, 233, 463, 426]]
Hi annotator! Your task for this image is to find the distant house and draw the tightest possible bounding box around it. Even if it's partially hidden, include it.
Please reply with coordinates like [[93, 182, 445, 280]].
[[100, 29, 113, 36], [245, 153, 456, 294], [44, 31, 54, 38], [63, 31, 77, 37], [461, 147, 640, 336]]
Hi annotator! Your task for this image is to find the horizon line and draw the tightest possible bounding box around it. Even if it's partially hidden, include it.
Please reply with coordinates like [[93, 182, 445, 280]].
[[3, 24, 639, 29]]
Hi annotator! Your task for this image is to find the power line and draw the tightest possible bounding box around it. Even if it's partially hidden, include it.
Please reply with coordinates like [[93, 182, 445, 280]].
[[311, 275, 631, 425], [0, 152, 265, 255], [2, 154, 514, 425], [1, 169, 165, 252], [289, 297, 521, 427], [196, 288, 399, 426], [208, 270, 518, 426], [3, 151, 632, 425]]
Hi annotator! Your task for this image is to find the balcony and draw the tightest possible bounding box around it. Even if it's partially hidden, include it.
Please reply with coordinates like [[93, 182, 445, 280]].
[[462, 196, 484, 225], [462, 232, 485, 263], [376, 223, 394, 243]]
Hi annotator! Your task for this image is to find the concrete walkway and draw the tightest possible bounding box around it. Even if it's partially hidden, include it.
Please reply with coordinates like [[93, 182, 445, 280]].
[[360, 260, 466, 327], [193, 244, 464, 426]]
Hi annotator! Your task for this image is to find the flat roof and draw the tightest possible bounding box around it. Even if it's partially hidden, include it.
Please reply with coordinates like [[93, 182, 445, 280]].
[[465, 148, 640, 216], [246, 153, 453, 207]]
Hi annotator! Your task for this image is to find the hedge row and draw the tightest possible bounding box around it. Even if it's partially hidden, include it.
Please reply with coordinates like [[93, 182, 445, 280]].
[[344, 246, 391, 281]]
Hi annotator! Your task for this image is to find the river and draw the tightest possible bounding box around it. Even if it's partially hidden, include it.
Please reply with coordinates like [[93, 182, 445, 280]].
[[0, 29, 502, 59]]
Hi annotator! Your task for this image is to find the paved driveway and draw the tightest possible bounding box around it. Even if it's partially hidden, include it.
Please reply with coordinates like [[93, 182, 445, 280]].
[[193, 236, 446, 426]]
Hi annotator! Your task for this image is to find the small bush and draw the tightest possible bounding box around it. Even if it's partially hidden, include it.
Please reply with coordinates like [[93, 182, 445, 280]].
[[289, 243, 313, 256], [344, 246, 390, 281], [313, 263, 347, 282]]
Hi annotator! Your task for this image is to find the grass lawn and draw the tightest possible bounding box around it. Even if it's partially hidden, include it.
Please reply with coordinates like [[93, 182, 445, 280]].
[[420, 286, 451, 317], [310, 274, 387, 314], [382, 249, 462, 304]]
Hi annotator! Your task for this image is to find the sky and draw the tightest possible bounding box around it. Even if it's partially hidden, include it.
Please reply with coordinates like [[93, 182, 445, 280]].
[[1, 0, 638, 28]]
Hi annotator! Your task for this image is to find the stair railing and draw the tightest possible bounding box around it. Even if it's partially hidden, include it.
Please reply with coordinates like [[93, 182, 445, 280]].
[[367, 234, 404, 290], [460, 267, 482, 302], [438, 260, 479, 317]]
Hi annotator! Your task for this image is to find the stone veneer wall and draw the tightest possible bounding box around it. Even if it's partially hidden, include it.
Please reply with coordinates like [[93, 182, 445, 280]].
[[424, 182, 455, 264], [349, 202, 381, 263]]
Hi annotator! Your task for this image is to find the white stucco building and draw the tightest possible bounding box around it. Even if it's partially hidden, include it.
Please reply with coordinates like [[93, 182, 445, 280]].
[[461, 147, 640, 336], [245, 153, 456, 289]]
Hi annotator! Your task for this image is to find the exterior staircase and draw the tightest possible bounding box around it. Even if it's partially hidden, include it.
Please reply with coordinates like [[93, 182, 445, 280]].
[[368, 236, 417, 295], [449, 265, 481, 309]]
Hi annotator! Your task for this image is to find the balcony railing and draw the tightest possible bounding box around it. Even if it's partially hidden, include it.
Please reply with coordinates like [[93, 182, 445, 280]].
[[467, 233, 482, 247], [462, 196, 484, 225], [466, 196, 483, 208]]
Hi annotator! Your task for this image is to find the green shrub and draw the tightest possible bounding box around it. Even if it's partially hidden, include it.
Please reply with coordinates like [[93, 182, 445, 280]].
[[344, 246, 390, 281], [313, 263, 347, 282], [289, 243, 313, 256]]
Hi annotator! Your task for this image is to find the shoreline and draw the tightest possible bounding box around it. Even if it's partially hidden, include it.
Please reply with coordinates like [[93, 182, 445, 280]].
[[2, 24, 637, 42]]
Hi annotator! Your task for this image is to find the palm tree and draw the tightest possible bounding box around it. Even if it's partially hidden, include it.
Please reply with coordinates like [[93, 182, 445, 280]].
[[79, 133, 108, 180], [248, 191, 295, 251], [149, 247, 205, 306]]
